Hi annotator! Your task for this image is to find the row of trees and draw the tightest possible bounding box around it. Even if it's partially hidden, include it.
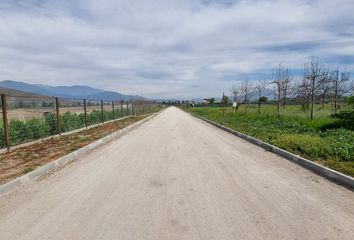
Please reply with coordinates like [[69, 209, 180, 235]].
[[230, 58, 353, 119]]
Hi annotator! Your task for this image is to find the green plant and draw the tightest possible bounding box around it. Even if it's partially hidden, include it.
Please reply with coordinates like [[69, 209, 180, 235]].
[[272, 134, 330, 159], [185, 105, 354, 176]]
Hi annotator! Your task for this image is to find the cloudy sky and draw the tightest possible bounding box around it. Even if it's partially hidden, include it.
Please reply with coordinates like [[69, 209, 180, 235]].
[[0, 0, 353, 99]]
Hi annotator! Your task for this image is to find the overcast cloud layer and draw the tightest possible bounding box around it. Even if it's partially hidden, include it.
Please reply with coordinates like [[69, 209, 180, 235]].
[[0, 0, 353, 98]]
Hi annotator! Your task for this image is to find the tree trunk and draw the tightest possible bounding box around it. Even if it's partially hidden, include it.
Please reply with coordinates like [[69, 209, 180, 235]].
[[334, 95, 338, 114], [334, 84, 338, 114], [258, 102, 261, 114], [331, 97, 334, 111], [277, 95, 280, 117], [310, 77, 315, 120], [245, 96, 248, 113]]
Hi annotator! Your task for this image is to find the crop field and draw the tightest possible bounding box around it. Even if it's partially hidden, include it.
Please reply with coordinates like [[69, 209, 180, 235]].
[[4, 105, 128, 121], [185, 104, 354, 177]]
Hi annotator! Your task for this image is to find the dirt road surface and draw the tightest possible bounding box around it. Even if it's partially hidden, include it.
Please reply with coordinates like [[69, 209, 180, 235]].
[[1, 107, 354, 240]]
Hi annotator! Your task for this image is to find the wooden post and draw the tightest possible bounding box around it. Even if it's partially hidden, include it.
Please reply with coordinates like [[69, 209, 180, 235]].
[[132, 100, 134, 116], [55, 97, 61, 135], [83, 99, 88, 130], [101, 100, 104, 123], [1, 94, 10, 152], [112, 101, 115, 120], [126, 101, 129, 116], [222, 92, 225, 118], [120, 101, 123, 117]]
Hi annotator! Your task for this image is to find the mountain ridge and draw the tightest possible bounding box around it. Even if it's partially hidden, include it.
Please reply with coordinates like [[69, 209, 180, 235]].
[[0, 80, 138, 101]]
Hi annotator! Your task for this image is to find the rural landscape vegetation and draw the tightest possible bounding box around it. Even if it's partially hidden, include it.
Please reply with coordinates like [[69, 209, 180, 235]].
[[182, 58, 354, 176]]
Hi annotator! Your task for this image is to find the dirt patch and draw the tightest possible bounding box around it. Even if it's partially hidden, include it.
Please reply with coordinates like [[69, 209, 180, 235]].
[[0, 115, 147, 185]]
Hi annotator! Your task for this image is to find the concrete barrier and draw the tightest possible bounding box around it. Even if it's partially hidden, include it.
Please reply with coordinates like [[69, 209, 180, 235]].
[[0, 113, 158, 196], [192, 113, 354, 191]]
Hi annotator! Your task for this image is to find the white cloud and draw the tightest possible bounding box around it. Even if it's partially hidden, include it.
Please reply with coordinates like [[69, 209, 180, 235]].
[[0, 0, 353, 98]]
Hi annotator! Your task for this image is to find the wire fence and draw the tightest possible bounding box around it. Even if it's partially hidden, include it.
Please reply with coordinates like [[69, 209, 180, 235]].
[[0, 94, 159, 151]]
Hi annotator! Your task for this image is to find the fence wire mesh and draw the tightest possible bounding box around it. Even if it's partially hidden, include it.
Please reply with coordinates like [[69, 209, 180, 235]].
[[0, 94, 162, 150], [58, 98, 85, 133], [4, 96, 57, 147]]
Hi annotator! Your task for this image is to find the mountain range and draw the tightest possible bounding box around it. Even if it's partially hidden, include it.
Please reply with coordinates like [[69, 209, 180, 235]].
[[0, 80, 138, 101]]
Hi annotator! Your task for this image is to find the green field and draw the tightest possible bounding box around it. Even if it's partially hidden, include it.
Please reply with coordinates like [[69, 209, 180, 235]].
[[185, 104, 354, 177]]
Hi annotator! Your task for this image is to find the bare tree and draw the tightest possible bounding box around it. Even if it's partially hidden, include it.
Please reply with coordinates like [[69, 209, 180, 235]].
[[303, 58, 328, 120], [296, 77, 311, 112], [281, 72, 292, 112], [271, 65, 291, 117], [240, 78, 253, 113], [330, 70, 351, 113], [319, 74, 332, 109], [231, 84, 240, 101], [255, 79, 266, 113], [230, 84, 241, 113]]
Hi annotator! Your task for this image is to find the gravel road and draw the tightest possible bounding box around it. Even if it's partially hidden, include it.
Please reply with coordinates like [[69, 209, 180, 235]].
[[1, 107, 354, 240]]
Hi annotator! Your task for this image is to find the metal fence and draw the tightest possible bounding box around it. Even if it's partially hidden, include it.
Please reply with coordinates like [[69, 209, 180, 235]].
[[0, 94, 158, 151]]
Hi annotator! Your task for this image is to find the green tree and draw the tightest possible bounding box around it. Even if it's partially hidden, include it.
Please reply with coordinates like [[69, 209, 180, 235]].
[[17, 101, 24, 108], [221, 95, 228, 104], [204, 98, 215, 104], [42, 101, 49, 108], [258, 96, 268, 113], [331, 96, 354, 130], [347, 96, 354, 107]]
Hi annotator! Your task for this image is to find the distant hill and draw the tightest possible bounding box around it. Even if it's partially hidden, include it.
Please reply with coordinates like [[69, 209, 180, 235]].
[[0, 80, 138, 101], [0, 86, 46, 98], [249, 88, 275, 101]]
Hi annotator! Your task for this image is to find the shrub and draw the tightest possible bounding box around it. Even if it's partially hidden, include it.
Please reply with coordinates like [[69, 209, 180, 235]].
[[272, 134, 330, 159], [9, 119, 50, 145], [322, 129, 354, 161], [60, 112, 84, 132]]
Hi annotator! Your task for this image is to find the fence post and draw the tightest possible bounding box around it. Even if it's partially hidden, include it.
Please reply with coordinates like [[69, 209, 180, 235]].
[[55, 97, 61, 135], [1, 94, 10, 152], [112, 101, 115, 120], [120, 101, 123, 118], [83, 99, 88, 130], [222, 92, 225, 118], [132, 100, 134, 116], [126, 101, 129, 116], [101, 100, 104, 123]]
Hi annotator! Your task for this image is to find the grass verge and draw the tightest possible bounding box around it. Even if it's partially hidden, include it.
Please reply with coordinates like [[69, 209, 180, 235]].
[[185, 106, 354, 177]]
